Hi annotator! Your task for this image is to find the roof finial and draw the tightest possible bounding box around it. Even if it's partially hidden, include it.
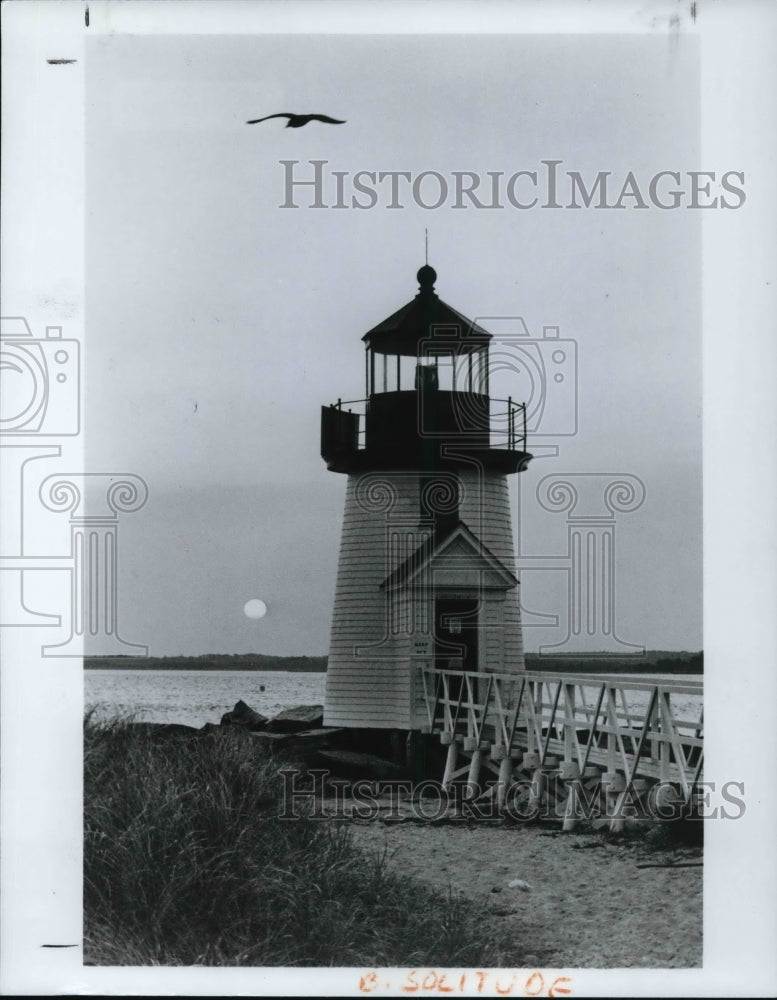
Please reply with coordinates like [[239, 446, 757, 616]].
[[417, 230, 436, 291], [417, 263, 437, 292]]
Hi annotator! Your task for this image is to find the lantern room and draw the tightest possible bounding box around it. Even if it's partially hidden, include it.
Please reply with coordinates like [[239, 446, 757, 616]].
[[321, 264, 530, 474]]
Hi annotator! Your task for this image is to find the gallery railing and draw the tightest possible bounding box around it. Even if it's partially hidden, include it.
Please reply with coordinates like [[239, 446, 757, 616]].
[[326, 395, 528, 452]]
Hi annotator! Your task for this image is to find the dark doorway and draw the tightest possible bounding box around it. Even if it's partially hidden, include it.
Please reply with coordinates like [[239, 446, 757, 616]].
[[434, 598, 479, 672]]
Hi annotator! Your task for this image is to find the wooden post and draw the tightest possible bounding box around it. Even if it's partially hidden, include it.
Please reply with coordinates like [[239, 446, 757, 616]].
[[559, 760, 581, 832], [563, 682, 576, 768], [466, 747, 484, 801], [607, 686, 618, 775], [525, 749, 553, 816], [617, 777, 651, 829], [649, 692, 659, 766], [523, 751, 540, 772], [534, 680, 543, 758], [610, 793, 626, 833], [528, 767, 545, 816], [659, 690, 671, 783], [442, 739, 458, 791], [562, 784, 579, 832], [496, 756, 512, 812], [603, 771, 626, 830]]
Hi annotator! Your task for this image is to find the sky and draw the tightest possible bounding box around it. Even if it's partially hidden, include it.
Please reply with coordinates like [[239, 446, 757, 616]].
[[83, 30, 703, 657]]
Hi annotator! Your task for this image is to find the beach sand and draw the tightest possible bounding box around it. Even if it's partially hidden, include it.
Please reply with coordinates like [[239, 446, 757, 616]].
[[342, 816, 702, 969]]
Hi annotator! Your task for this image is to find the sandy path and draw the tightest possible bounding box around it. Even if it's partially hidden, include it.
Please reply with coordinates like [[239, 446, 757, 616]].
[[342, 817, 702, 969]]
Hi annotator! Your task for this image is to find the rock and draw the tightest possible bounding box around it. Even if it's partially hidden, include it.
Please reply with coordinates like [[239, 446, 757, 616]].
[[220, 699, 269, 731], [266, 704, 324, 733], [249, 730, 298, 752], [314, 749, 406, 781], [251, 727, 344, 756], [286, 728, 344, 752], [507, 878, 532, 891]]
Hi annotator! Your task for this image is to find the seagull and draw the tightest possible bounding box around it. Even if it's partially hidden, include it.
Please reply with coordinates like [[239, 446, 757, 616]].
[[246, 113, 345, 128]]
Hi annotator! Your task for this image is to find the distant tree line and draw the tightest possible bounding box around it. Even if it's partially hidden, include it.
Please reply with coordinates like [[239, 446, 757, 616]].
[[85, 650, 702, 675], [525, 651, 703, 674], [85, 654, 327, 672]]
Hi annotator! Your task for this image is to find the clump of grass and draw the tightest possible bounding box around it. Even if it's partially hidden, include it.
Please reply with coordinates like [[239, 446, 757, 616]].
[[84, 713, 509, 967], [642, 815, 704, 851]]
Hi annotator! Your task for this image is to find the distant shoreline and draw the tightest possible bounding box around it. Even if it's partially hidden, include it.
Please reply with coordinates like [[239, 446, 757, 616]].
[[85, 654, 327, 672], [84, 651, 702, 674]]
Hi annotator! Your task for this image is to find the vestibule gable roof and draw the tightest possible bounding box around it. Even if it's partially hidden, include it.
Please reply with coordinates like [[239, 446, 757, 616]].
[[380, 520, 517, 592]]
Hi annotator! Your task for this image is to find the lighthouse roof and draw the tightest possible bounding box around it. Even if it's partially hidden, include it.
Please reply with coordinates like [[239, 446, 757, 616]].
[[362, 265, 492, 356]]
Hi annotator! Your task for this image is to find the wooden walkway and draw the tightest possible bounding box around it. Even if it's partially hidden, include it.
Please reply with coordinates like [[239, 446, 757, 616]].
[[420, 667, 704, 828]]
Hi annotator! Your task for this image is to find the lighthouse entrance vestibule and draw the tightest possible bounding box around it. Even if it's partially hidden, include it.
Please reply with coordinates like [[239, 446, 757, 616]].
[[434, 597, 479, 672]]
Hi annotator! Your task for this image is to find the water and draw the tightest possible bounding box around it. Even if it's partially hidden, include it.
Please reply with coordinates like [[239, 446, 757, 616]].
[[562, 675, 702, 726], [84, 668, 701, 731], [84, 669, 327, 729]]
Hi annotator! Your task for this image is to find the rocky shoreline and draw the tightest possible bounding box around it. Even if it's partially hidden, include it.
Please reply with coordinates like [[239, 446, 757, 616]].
[[130, 699, 412, 781]]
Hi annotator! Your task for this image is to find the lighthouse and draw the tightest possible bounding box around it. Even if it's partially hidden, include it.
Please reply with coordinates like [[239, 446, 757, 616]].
[[321, 264, 532, 735]]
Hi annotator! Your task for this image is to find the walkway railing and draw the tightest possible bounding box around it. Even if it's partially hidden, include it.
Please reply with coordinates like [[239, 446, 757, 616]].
[[420, 667, 704, 826]]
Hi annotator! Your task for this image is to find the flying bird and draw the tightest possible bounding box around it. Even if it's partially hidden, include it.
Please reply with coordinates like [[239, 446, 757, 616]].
[[246, 113, 345, 128]]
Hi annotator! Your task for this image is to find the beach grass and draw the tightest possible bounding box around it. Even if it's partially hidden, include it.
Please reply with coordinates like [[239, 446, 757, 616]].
[[84, 713, 508, 967]]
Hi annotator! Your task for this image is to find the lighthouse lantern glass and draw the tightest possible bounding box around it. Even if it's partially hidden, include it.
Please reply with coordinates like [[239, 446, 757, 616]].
[[367, 342, 490, 397]]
